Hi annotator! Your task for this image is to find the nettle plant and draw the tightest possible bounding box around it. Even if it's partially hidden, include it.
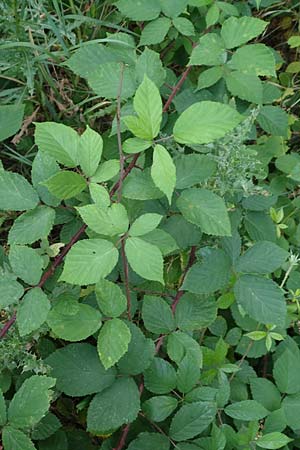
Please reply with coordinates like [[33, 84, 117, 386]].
[[1, 2, 300, 450]]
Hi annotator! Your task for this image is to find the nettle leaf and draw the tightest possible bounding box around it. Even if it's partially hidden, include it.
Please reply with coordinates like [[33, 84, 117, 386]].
[[127, 432, 170, 450], [142, 295, 175, 334], [8, 375, 56, 429], [151, 145, 176, 204], [144, 358, 177, 394], [273, 349, 300, 394], [173, 102, 243, 145], [235, 241, 288, 274], [256, 432, 293, 449], [159, 0, 189, 17], [0, 104, 24, 142], [0, 389, 6, 426], [47, 295, 101, 341], [79, 126, 103, 177], [116, 0, 161, 21], [221, 16, 268, 49], [197, 66, 223, 90], [189, 34, 226, 66], [2, 427, 36, 450], [139, 17, 171, 46], [0, 170, 39, 211], [87, 378, 140, 434], [129, 213, 162, 237], [60, 239, 119, 285], [88, 63, 136, 100], [9, 245, 43, 285], [229, 44, 276, 77], [257, 106, 289, 137], [225, 71, 263, 104], [177, 188, 231, 236], [0, 276, 24, 308], [8, 206, 55, 245], [118, 322, 155, 375], [46, 343, 116, 396], [125, 237, 164, 284], [97, 318, 131, 369], [175, 293, 217, 330], [95, 279, 127, 317], [77, 203, 129, 236], [124, 76, 162, 140], [17, 288, 50, 336], [142, 396, 178, 422], [91, 159, 120, 182], [173, 17, 195, 36], [43, 171, 87, 200], [170, 402, 216, 441], [225, 400, 269, 421], [35, 122, 79, 167], [234, 274, 286, 327]]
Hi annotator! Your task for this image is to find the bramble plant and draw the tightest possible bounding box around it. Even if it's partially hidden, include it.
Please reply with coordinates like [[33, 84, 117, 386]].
[[1, 1, 300, 450]]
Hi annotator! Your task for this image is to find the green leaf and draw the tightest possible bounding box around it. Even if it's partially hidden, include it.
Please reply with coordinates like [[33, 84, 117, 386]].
[[229, 44, 276, 77], [175, 293, 217, 330], [17, 288, 50, 336], [95, 279, 127, 318], [0, 389, 6, 426], [31, 413, 61, 440], [142, 396, 178, 422], [225, 400, 269, 421], [8, 375, 55, 429], [234, 274, 286, 327], [197, 66, 223, 90], [97, 318, 131, 369], [127, 432, 170, 450], [273, 349, 300, 394], [173, 17, 195, 36], [159, 0, 189, 17], [189, 34, 226, 66], [225, 71, 263, 104], [257, 106, 289, 137], [151, 145, 176, 204], [8, 206, 55, 245], [0, 170, 39, 211], [245, 211, 276, 242], [256, 433, 292, 449], [31, 151, 60, 207], [43, 171, 86, 200], [123, 168, 164, 200], [91, 159, 120, 183], [125, 237, 164, 284], [47, 295, 101, 341], [136, 48, 166, 87], [173, 101, 243, 145], [89, 184, 110, 208], [206, 3, 220, 27], [0, 276, 24, 308], [79, 126, 103, 177], [129, 214, 162, 237], [282, 392, 300, 431], [118, 322, 155, 375], [38, 429, 68, 450], [177, 188, 231, 236], [221, 16, 268, 49], [142, 295, 175, 334], [2, 427, 36, 450], [250, 378, 281, 412], [177, 352, 201, 393], [35, 122, 79, 167], [235, 241, 288, 274], [167, 332, 202, 368], [170, 402, 216, 441], [123, 138, 152, 154], [46, 343, 116, 396], [60, 239, 119, 285], [139, 17, 171, 46], [175, 154, 216, 189], [87, 63, 136, 100], [76, 203, 129, 236], [9, 245, 43, 285], [87, 377, 140, 434], [144, 358, 177, 394], [0, 104, 25, 142], [142, 228, 178, 256], [124, 76, 162, 140], [116, 0, 161, 21]]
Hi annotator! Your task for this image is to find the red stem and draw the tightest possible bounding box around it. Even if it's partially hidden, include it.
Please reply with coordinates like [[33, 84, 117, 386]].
[[162, 66, 192, 113]]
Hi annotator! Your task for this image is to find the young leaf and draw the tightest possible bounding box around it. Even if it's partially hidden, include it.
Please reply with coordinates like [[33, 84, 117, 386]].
[[43, 171, 87, 200], [235, 241, 288, 274], [17, 288, 50, 336], [8, 206, 55, 245], [125, 237, 164, 284], [144, 358, 177, 394], [127, 432, 170, 450], [2, 427, 36, 450], [221, 16, 268, 49], [142, 396, 178, 422], [225, 400, 268, 421], [95, 279, 127, 318], [129, 213, 163, 237], [77, 203, 129, 236], [60, 239, 119, 285], [46, 343, 116, 396], [142, 295, 175, 334], [8, 376, 56, 429], [79, 126, 103, 177], [9, 245, 44, 285], [0, 170, 39, 211], [97, 318, 131, 369], [151, 144, 176, 204], [256, 432, 293, 449], [87, 378, 140, 434], [173, 102, 243, 145], [169, 402, 216, 441]]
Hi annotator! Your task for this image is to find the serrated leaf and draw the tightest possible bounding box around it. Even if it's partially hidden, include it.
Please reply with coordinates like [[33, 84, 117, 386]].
[[123, 168, 164, 200], [127, 432, 170, 450], [159, 0, 189, 17], [235, 241, 288, 274], [116, 0, 161, 21], [142, 295, 175, 334], [95, 279, 127, 317], [225, 400, 268, 421], [250, 378, 281, 412], [87, 62, 136, 100], [197, 66, 223, 90], [170, 402, 216, 441], [229, 44, 276, 77], [76, 203, 129, 236], [282, 393, 300, 431], [0, 276, 24, 308], [0, 170, 39, 211], [221, 16, 268, 49], [97, 318, 131, 369], [17, 288, 50, 336], [142, 396, 178, 422], [144, 358, 177, 394], [142, 229, 178, 256], [0, 104, 25, 142], [167, 331, 202, 368], [31, 151, 60, 207], [177, 188, 231, 236], [257, 432, 293, 449], [8, 206, 55, 245], [125, 237, 164, 284], [31, 413, 61, 441], [79, 126, 103, 177], [91, 159, 120, 183], [60, 239, 119, 285], [177, 352, 201, 393], [139, 17, 171, 46], [89, 183, 110, 208], [173, 101, 243, 145], [136, 48, 166, 87], [274, 349, 300, 394], [9, 245, 43, 285], [189, 34, 226, 66], [225, 71, 263, 104], [175, 154, 216, 189], [46, 343, 116, 396], [151, 145, 176, 204], [129, 213, 163, 237], [175, 293, 217, 330], [257, 106, 289, 137], [87, 378, 140, 434], [173, 17, 195, 36], [2, 427, 36, 450], [43, 171, 86, 200]]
